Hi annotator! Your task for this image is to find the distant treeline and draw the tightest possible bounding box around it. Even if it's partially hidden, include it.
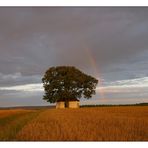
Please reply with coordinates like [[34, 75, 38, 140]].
[[0, 106, 55, 110], [80, 103, 148, 108]]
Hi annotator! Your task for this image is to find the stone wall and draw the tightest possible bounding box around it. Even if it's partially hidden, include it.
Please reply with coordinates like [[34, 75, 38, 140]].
[[56, 102, 65, 109], [68, 101, 79, 108], [56, 101, 80, 108]]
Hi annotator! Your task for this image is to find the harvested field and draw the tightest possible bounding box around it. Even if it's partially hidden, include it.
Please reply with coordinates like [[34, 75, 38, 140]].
[[0, 106, 148, 141]]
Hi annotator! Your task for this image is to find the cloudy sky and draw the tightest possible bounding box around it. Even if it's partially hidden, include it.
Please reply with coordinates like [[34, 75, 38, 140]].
[[0, 7, 148, 107]]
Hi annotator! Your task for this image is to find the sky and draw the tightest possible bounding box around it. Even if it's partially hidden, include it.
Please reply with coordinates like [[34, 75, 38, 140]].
[[0, 7, 148, 107]]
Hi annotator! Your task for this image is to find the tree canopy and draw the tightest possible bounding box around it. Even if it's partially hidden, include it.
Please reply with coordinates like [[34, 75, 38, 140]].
[[42, 66, 98, 103]]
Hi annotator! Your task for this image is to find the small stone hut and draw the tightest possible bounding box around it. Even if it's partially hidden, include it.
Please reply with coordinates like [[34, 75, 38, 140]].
[[56, 98, 80, 109]]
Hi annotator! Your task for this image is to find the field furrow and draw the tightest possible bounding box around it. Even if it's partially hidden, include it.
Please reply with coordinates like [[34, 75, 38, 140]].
[[0, 109, 43, 141]]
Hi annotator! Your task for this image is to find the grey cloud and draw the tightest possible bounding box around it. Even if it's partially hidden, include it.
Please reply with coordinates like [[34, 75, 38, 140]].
[[0, 72, 41, 87], [0, 90, 46, 107], [0, 7, 148, 76], [102, 76, 148, 87]]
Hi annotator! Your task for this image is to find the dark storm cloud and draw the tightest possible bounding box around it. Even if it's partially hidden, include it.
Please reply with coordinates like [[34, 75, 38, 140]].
[[1, 7, 148, 106], [0, 8, 148, 77]]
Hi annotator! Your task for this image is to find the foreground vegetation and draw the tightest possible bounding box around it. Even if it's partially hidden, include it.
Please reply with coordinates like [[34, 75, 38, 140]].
[[0, 109, 43, 140], [0, 106, 148, 141]]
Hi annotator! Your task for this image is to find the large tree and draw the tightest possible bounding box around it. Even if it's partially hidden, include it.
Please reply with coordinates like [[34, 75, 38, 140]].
[[42, 66, 98, 103]]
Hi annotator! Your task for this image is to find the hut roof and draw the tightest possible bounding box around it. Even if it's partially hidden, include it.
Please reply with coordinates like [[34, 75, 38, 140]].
[[57, 98, 79, 102]]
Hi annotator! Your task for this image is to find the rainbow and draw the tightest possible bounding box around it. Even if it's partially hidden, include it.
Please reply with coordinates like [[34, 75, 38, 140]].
[[84, 47, 106, 102]]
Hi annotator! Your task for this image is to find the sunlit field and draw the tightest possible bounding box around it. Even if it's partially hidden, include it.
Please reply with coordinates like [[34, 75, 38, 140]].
[[0, 106, 148, 141]]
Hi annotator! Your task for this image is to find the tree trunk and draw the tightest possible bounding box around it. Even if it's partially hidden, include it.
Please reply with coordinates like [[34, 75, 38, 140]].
[[65, 100, 69, 108]]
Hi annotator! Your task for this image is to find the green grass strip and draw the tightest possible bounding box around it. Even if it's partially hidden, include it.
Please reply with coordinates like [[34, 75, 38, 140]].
[[0, 109, 44, 141]]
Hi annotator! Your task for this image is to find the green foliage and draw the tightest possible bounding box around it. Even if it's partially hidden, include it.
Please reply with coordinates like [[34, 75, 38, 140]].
[[42, 66, 98, 103]]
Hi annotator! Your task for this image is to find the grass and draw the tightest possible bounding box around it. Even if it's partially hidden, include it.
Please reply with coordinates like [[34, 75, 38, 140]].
[[0, 109, 43, 140], [0, 106, 148, 141]]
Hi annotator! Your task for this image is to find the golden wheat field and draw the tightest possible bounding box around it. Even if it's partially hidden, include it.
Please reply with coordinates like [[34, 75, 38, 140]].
[[0, 106, 148, 141]]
